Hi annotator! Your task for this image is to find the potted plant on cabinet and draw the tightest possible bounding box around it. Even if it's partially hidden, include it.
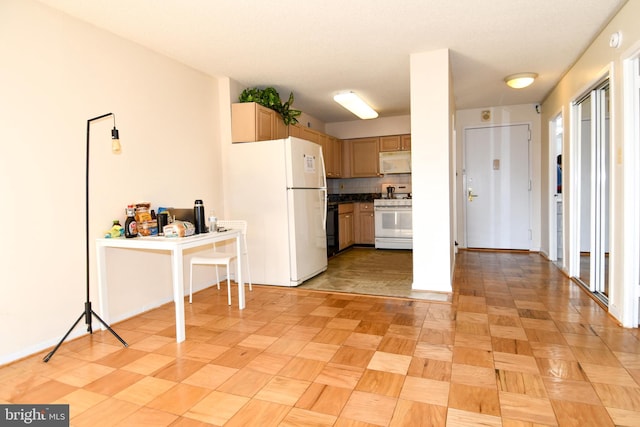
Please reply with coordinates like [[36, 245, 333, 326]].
[[239, 87, 302, 126]]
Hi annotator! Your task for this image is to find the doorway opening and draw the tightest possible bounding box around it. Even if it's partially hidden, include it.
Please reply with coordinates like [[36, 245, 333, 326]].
[[550, 113, 564, 267]]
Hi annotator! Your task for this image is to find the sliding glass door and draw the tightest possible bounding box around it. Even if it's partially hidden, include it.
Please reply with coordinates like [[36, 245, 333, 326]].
[[574, 79, 610, 302]]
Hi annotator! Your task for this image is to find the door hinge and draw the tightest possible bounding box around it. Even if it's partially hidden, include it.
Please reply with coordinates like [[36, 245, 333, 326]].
[[528, 179, 532, 191]]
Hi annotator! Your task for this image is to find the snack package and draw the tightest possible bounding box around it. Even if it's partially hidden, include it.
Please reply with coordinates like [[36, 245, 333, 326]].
[[137, 219, 158, 236], [163, 221, 195, 237]]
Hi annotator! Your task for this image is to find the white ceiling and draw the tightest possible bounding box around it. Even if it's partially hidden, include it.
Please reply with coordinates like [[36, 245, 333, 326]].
[[38, 0, 627, 123]]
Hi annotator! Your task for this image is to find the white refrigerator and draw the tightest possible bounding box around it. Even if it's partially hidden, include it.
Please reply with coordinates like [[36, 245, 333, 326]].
[[228, 137, 328, 287]]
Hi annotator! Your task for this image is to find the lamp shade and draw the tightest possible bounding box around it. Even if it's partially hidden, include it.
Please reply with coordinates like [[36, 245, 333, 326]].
[[333, 92, 378, 119], [111, 127, 121, 154], [504, 73, 538, 89]]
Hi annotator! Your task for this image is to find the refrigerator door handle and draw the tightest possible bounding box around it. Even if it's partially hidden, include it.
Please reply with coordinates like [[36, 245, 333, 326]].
[[319, 145, 327, 231], [319, 146, 328, 190], [322, 188, 327, 231]]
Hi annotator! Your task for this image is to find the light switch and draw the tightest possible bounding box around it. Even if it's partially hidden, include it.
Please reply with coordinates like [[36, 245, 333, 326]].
[[493, 159, 500, 170]]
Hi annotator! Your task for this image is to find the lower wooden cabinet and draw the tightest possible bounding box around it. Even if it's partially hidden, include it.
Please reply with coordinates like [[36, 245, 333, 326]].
[[337, 202, 374, 250], [355, 203, 375, 245], [338, 203, 354, 250]]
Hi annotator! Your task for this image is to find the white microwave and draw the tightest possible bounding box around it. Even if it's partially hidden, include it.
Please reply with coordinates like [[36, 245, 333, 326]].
[[379, 151, 411, 174]]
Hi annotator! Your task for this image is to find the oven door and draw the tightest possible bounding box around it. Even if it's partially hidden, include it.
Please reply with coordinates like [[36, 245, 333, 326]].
[[374, 206, 413, 239]]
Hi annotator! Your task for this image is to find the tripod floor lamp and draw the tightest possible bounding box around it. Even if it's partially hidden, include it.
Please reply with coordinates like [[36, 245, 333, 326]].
[[44, 113, 129, 362]]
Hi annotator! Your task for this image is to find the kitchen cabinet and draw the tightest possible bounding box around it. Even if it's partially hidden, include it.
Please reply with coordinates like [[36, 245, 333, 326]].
[[379, 134, 411, 152], [401, 135, 412, 151], [341, 138, 352, 178], [290, 124, 342, 178], [232, 102, 288, 143], [299, 126, 321, 144], [325, 135, 342, 178], [288, 124, 301, 138], [354, 202, 375, 245], [338, 203, 354, 250], [345, 137, 379, 177]]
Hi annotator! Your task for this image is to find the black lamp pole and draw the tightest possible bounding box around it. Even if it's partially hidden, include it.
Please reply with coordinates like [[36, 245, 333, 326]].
[[44, 113, 128, 362]]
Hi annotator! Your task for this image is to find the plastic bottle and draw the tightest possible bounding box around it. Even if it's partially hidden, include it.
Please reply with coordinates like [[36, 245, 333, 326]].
[[125, 205, 137, 238], [208, 210, 217, 233]]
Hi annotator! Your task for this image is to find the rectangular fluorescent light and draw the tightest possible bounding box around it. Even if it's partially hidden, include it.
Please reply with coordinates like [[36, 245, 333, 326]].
[[333, 92, 378, 119]]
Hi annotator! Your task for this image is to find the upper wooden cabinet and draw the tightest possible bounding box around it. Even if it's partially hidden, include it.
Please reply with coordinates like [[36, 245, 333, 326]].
[[379, 134, 411, 152], [289, 124, 342, 178], [345, 137, 380, 177], [325, 135, 342, 178], [401, 135, 412, 151], [231, 102, 288, 143], [299, 126, 321, 144]]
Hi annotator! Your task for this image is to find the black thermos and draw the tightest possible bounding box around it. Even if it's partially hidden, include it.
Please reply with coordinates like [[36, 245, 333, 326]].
[[194, 199, 207, 234]]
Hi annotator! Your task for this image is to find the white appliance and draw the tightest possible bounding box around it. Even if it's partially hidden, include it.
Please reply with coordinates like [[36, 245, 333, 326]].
[[379, 151, 411, 174], [374, 184, 412, 249], [228, 137, 328, 286]]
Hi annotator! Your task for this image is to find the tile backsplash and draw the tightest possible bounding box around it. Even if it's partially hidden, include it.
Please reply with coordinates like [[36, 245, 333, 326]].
[[328, 174, 412, 195]]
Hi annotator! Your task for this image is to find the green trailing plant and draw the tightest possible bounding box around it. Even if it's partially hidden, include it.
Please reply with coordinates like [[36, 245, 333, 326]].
[[239, 87, 302, 126]]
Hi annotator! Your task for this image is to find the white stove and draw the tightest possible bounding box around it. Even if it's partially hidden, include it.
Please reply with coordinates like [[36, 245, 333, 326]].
[[374, 185, 413, 249]]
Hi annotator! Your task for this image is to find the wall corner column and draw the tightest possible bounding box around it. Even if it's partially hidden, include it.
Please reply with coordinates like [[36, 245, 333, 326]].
[[410, 49, 454, 292]]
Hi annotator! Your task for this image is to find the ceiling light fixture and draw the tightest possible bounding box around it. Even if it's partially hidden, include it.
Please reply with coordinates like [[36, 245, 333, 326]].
[[333, 92, 378, 119], [504, 73, 538, 89]]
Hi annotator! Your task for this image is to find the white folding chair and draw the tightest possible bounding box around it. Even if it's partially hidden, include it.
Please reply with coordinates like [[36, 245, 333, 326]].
[[189, 220, 252, 305]]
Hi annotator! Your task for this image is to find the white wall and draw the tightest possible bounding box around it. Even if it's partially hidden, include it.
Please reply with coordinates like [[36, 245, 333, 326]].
[[540, 0, 640, 326], [456, 105, 542, 251], [410, 49, 454, 292], [326, 115, 411, 139], [0, 0, 226, 364]]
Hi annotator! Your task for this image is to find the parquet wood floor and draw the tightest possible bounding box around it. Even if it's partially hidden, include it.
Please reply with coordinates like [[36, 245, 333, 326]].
[[2, 249, 640, 426]]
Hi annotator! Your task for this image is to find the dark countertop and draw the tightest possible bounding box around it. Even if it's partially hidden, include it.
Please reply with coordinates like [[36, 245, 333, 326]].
[[327, 193, 381, 204]]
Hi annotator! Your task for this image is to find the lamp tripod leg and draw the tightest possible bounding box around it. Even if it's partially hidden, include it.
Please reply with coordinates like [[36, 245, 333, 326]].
[[43, 302, 128, 363], [42, 312, 84, 363], [88, 303, 128, 347]]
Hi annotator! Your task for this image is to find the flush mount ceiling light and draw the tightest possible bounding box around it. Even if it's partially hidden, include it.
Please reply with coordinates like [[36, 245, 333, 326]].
[[333, 92, 378, 119], [504, 73, 538, 89]]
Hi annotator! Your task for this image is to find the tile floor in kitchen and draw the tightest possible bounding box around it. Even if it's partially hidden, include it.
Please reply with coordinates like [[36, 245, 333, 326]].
[[299, 247, 451, 302], [2, 250, 640, 426]]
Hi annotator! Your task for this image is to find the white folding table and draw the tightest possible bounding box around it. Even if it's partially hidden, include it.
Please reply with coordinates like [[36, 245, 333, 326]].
[[95, 230, 244, 343]]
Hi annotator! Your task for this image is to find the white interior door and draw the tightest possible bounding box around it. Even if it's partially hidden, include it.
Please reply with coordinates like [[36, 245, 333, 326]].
[[464, 124, 531, 249]]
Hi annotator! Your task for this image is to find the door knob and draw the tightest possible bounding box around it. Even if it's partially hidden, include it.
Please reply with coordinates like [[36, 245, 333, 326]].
[[468, 188, 479, 202]]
